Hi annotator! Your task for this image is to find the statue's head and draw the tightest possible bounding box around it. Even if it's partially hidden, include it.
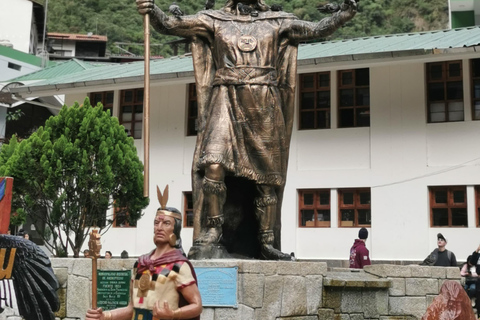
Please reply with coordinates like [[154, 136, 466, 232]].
[[223, 0, 270, 13], [155, 207, 183, 248], [154, 185, 183, 250]]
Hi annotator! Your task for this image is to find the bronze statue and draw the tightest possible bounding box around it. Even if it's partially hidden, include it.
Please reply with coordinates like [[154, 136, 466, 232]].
[[137, 0, 357, 260]]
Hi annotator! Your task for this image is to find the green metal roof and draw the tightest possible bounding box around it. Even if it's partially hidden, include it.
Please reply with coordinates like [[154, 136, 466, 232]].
[[0, 45, 55, 68], [298, 26, 480, 61], [13, 59, 106, 81], [9, 26, 480, 92]]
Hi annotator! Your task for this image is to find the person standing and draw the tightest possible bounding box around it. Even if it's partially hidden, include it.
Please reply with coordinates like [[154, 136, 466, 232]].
[[420, 233, 457, 267], [349, 227, 371, 269]]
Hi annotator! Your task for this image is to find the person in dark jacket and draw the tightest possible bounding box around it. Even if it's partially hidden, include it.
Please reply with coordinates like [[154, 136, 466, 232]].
[[349, 227, 371, 269], [420, 233, 457, 267]]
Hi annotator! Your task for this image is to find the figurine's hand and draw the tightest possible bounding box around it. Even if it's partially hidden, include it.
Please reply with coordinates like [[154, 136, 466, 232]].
[[85, 308, 104, 320], [153, 300, 175, 319], [136, 0, 155, 15]]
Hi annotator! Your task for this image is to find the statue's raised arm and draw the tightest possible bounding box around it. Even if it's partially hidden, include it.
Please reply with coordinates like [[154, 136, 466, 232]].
[[136, 0, 213, 38], [282, 0, 357, 41]]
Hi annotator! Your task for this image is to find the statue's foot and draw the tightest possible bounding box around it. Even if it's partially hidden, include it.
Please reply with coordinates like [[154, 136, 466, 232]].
[[194, 228, 222, 246], [260, 244, 294, 261]]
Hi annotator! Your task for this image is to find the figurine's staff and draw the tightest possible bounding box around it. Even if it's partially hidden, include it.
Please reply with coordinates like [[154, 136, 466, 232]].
[[88, 230, 102, 309], [143, 10, 151, 197]]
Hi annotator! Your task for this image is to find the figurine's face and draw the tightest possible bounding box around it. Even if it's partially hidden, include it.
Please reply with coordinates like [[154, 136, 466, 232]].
[[153, 215, 175, 245]]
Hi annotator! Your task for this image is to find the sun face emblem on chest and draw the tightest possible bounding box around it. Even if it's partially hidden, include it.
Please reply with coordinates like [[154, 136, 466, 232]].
[[237, 35, 257, 52]]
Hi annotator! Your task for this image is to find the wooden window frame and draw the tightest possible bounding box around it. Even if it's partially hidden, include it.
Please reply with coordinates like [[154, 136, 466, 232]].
[[471, 58, 480, 120], [337, 68, 370, 128], [338, 188, 371, 227], [112, 207, 136, 228], [298, 189, 331, 228], [426, 60, 464, 123], [187, 84, 198, 136], [429, 186, 467, 227], [298, 72, 331, 130], [183, 191, 194, 228], [120, 88, 143, 139], [89, 91, 114, 115]]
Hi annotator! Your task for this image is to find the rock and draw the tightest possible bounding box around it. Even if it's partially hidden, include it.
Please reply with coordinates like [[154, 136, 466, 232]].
[[421, 280, 476, 320]]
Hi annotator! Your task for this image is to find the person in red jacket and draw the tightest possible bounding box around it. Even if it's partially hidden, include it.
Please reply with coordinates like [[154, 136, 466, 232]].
[[349, 227, 371, 269]]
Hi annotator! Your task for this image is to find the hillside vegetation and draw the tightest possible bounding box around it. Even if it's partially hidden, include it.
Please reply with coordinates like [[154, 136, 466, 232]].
[[47, 0, 448, 57]]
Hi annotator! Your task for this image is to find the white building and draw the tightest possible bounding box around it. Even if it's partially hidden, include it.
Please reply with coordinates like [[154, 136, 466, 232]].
[[9, 26, 480, 264]]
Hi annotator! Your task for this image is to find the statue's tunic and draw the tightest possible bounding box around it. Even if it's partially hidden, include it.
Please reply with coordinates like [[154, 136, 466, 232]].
[[132, 250, 198, 320], [152, 9, 342, 186]]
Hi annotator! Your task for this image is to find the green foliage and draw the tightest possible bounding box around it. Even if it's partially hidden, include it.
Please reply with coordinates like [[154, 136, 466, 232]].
[[10, 208, 26, 226], [6, 110, 24, 122], [0, 100, 149, 257], [47, 0, 448, 58]]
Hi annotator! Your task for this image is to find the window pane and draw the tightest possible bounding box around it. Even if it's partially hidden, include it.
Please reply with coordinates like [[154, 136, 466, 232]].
[[135, 89, 144, 102], [318, 73, 329, 88], [434, 190, 447, 204], [428, 83, 445, 101], [356, 108, 370, 127], [123, 123, 132, 134], [319, 192, 329, 205], [341, 71, 353, 86], [451, 208, 467, 226], [106, 92, 114, 104], [448, 62, 461, 78], [339, 109, 354, 127], [316, 210, 330, 223], [340, 209, 354, 222], [316, 111, 329, 129], [473, 80, 480, 99], [301, 92, 315, 110], [446, 81, 463, 100], [134, 105, 143, 121], [356, 88, 370, 106], [432, 208, 448, 226], [430, 103, 446, 122], [303, 193, 314, 205], [300, 111, 315, 129], [133, 128, 142, 139], [452, 190, 465, 203], [472, 59, 480, 77], [317, 91, 330, 108], [122, 113, 132, 122], [339, 89, 354, 107], [343, 192, 354, 205], [124, 90, 133, 102], [448, 102, 464, 121], [358, 209, 371, 225], [302, 75, 314, 88], [93, 93, 102, 105], [301, 209, 315, 226], [355, 68, 369, 86], [189, 101, 198, 117], [186, 211, 194, 227], [359, 192, 370, 205], [429, 64, 443, 80], [474, 101, 480, 120]]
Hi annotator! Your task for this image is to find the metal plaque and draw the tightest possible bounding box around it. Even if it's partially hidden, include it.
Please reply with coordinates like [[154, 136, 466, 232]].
[[195, 267, 238, 307], [97, 270, 131, 310]]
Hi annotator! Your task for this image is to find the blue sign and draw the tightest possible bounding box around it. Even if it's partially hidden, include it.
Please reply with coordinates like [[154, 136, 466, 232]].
[[195, 267, 238, 307]]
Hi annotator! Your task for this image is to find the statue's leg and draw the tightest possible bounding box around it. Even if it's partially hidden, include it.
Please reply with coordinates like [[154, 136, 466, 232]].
[[195, 164, 226, 245], [255, 185, 292, 261]]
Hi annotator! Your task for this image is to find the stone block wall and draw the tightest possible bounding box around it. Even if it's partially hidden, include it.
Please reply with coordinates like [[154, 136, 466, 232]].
[[1, 260, 462, 320]]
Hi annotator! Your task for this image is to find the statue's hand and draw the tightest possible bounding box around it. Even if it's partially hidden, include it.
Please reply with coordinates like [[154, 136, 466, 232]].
[[341, 0, 357, 12], [153, 300, 175, 319], [136, 0, 155, 15]]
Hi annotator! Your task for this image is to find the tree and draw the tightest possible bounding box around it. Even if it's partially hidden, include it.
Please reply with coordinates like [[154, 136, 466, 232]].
[[0, 99, 149, 257]]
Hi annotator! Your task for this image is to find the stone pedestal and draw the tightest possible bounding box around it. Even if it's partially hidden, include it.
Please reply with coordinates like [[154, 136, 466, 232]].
[[188, 244, 231, 259]]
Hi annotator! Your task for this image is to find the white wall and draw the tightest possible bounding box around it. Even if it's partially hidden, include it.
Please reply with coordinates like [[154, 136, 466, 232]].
[[0, 55, 41, 81], [0, 0, 34, 53], [65, 53, 480, 263]]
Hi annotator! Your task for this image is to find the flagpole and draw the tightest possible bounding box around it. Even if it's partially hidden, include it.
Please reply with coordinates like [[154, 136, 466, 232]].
[[143, 13, 151, 198]]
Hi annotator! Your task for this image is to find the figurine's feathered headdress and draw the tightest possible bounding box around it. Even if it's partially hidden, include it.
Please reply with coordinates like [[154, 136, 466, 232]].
[[156, 185, 182, 220]]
